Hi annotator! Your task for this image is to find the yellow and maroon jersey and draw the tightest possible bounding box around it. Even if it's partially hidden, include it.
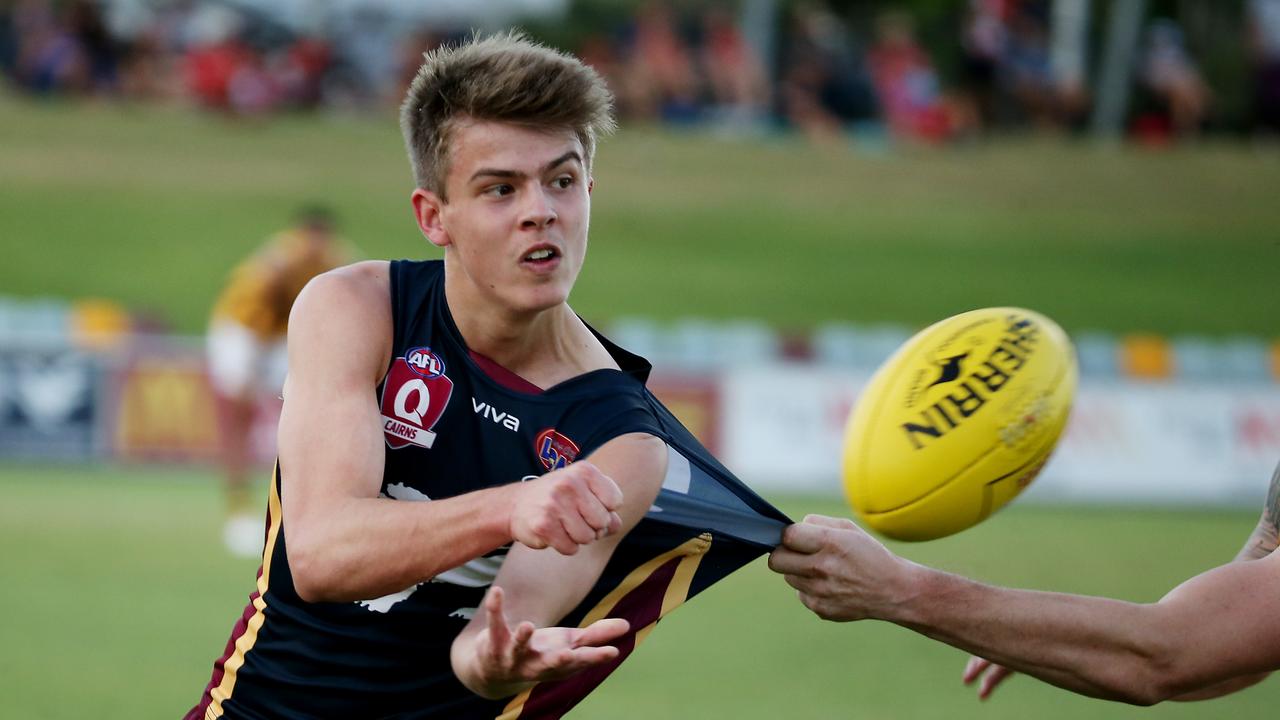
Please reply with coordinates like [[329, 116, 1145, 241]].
[[210, 229, 349, 339], [187, 260, 789, 719]]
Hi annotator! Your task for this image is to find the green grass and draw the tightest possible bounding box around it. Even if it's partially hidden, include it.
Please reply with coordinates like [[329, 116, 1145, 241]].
[[1, 464, 1275, 719], [2, 97, 1278, 337]]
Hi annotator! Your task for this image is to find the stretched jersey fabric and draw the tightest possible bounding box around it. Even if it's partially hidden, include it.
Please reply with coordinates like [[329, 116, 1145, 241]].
[[187, 260, 789, 720], [210, 229, 349, 340]]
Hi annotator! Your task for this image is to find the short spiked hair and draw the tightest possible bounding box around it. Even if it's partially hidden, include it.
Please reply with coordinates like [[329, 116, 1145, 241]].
[[399, 32, 616, 199]]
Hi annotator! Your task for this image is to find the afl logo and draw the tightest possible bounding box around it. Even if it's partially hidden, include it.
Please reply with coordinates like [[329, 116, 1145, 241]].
[[380, 352, 454, 450], [405, 347, 446, 379], [536, 429, 580, 471]]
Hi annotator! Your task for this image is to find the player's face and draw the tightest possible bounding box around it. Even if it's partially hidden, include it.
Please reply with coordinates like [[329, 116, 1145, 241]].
[[417, 120, 593, 316]]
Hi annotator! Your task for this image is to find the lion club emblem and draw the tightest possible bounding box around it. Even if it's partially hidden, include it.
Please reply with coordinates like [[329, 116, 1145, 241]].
[[535, 429, 579, 470], [381, 347, 453, 449]]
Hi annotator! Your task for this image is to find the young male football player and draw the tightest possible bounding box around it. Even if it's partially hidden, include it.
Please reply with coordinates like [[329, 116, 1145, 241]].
[[769, 460, 1280, 705], [186, 33, 786, 720]]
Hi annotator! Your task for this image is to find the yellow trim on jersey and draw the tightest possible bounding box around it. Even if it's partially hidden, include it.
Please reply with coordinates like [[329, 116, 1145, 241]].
[[207, 464, 284, 719], [498, 533, 712, 720]]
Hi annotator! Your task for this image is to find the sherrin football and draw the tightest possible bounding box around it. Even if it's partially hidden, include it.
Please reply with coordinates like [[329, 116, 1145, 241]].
[[842, 308, 1077, 541]]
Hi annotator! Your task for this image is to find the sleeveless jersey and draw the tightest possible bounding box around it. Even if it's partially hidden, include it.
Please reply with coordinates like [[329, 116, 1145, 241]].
[[188, 260, 789, 720]]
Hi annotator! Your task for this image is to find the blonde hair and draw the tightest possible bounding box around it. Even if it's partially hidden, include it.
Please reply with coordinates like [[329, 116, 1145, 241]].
[[399, 32, 616, 199]]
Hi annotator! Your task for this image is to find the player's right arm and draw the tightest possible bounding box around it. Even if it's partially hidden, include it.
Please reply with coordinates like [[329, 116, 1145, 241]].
[[279, 262, 622, 603], [962, 461, 1280, 701], [771, 510, 1280, 705]]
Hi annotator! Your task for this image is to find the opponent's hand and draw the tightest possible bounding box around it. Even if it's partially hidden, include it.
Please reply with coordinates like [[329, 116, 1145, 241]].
[[460, 585, 630, 699], [962, 656, 1015, 700], [1236, 462, 1280, 561], [508, 461, 623, 555], [767, 514, 916, 622]]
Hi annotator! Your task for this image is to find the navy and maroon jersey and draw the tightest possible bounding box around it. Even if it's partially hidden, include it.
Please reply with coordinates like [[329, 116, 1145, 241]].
[[188, 260, 789, 720]]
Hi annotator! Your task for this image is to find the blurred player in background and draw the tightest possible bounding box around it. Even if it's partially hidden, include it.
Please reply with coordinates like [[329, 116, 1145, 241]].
[[186, 32, 785, 720], [207, 205, 350, 556], [769, 460, 1280, 705]]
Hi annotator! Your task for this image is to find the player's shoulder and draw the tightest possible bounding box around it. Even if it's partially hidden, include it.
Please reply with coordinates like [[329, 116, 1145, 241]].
[[296, 261, 390, 308], [288, 261, 393, 376], [290, 261, 390, 337]]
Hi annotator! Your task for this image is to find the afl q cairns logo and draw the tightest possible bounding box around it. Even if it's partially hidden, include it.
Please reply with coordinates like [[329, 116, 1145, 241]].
[[380, 347, 453, 449]]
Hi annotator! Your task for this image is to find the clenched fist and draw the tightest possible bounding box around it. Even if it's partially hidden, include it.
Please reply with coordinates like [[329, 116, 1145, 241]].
[[508, 461, 623, 555]]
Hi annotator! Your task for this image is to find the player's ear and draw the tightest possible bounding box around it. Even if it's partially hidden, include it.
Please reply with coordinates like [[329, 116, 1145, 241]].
[[587, 177, 594, 196], [411, 188, 451, 248]]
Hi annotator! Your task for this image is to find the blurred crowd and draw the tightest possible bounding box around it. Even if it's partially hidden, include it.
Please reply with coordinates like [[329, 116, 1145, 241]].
[[3, 0, 1280, 142]]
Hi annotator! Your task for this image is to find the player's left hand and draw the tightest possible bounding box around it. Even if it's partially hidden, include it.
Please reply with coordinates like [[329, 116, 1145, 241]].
[[463, 585, 629, 698], [962, 656, 1015, 700]]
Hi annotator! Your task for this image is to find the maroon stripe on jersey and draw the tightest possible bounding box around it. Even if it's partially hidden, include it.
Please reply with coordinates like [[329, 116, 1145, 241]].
[[183, 568, 264, 720], [468, 350, 543, 394], [515, 555, 682, 718]]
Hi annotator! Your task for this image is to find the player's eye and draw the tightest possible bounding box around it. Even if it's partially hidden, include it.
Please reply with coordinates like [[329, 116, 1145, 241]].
[[484, 184, 514, 198], [552, 175, 575, 190]]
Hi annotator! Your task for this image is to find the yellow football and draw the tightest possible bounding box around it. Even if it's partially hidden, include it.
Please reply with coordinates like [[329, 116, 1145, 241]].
[[842, 308, 1077, 541]]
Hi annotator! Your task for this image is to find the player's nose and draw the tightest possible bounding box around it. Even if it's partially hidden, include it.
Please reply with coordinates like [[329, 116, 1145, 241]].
[[519, 187, 556, 230]]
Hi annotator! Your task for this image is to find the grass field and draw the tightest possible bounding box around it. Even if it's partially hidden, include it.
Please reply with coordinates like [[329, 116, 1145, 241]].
[[1, 464, 1276, 719], [2, 97, 1278, 337]]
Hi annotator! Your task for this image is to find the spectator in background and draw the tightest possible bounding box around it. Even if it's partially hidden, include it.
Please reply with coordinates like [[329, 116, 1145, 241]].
[[578, 30, 627, 108], [1047, 0, 1092, 129], [0, 3, 16, 81], [273, 33, 331, 110], [326, 4, 401, 107], [699, 3, 769, 128], [1247, 0, 1280, 135], [618, 0, 700, 123], [866, 10, 949, 143], [779, 2, 875, 142], [183, 4, 251, 111], [206, 206, 352, 556], [1139, 19, 1211, 138], [66, 0, 118, 94], [12, 0, 90, 94], [959, 0, 1007, 132], [103, 0, 164, 100], [1000, 2, 1058, 129]]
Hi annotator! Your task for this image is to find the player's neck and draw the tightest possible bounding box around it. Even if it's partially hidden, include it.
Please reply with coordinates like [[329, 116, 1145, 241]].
[[445, 279, 613, 387]]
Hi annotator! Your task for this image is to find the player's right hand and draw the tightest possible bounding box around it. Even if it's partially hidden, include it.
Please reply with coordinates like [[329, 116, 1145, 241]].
[[508, 461, 623, 555]]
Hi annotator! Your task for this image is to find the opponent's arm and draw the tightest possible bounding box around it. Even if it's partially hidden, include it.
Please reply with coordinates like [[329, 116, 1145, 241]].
[[964, 461, 1280, 701], [451, 433, 667, 699], [280, 263, 623, 602], [770, 514, 1280, 706]]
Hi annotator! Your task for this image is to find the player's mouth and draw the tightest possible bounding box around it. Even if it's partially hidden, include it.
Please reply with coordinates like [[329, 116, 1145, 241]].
[[520, 245, 561, 272]]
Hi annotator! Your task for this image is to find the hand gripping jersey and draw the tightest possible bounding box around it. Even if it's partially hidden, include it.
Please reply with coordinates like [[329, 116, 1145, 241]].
[[188, 260, 790, 720]]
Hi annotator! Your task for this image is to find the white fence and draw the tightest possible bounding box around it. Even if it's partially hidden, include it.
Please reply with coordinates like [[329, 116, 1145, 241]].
[[3, 336, 1277, 506], [713, 364, 1280, 506]]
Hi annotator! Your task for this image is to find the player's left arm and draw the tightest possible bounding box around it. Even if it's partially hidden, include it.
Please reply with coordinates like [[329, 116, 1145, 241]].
[[450, 432, 667, 699]]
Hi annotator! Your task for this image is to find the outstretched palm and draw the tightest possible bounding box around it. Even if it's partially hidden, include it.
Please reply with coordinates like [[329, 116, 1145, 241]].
[[473, 586, 630, 691]]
